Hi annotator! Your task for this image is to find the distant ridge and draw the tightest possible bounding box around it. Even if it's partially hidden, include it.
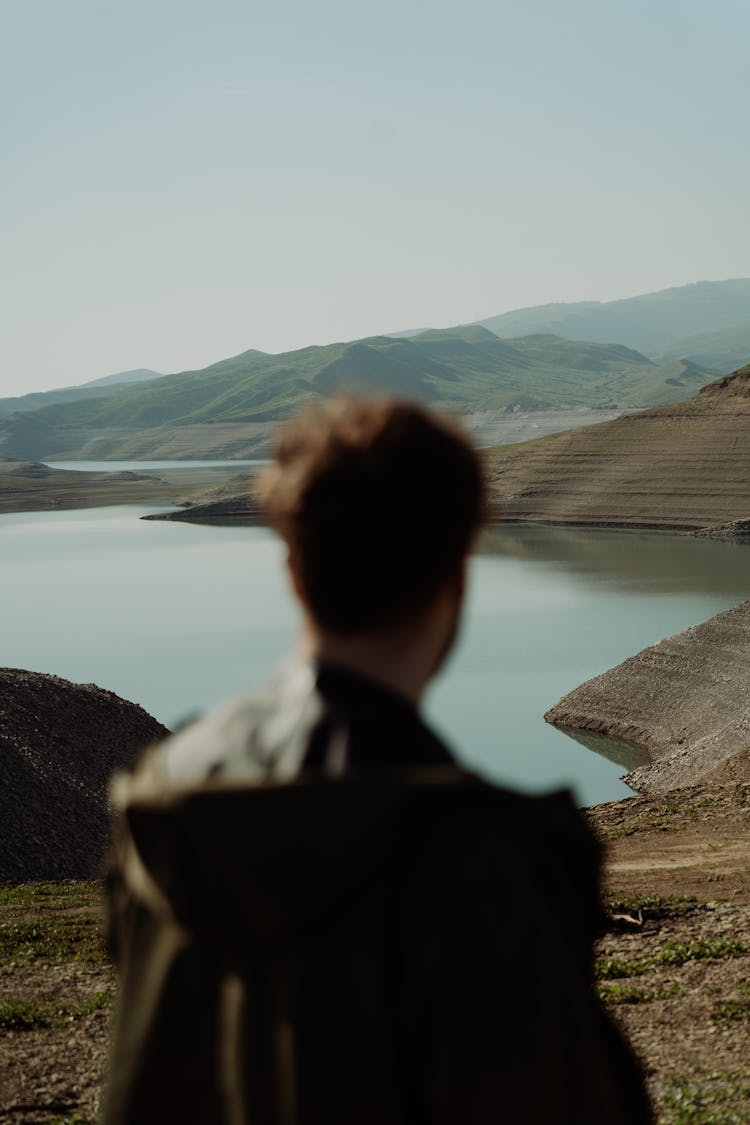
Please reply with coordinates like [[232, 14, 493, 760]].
[[487, 365, 750, 530], [477, 279, 750, 370], [82, 367, 163, 388], [0, 367, 167, 420]]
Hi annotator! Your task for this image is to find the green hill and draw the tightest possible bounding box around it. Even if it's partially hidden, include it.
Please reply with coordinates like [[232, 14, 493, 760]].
[[0, 328, 719, 462], [82, 367, 164, 388]]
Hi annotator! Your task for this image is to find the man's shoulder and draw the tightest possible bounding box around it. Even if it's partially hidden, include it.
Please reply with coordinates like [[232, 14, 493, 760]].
[[157, 660, 323, 785]]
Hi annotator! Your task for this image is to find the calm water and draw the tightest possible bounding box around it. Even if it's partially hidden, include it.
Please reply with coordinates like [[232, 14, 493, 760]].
[[2, 506, 748, 805]]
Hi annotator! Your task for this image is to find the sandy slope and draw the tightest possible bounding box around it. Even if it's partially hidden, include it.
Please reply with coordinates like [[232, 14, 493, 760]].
[[487, 367, 750, 529], [545, 602, 750, 794]]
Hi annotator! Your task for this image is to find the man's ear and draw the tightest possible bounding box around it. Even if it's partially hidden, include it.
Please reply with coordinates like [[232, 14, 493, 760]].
[[285, 551, 306, 604]]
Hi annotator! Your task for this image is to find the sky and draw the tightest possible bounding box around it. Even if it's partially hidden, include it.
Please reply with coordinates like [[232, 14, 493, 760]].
[[2, 0, 749, 397]]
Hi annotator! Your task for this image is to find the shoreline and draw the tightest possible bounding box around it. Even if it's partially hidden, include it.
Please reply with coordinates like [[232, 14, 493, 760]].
[[0, 484, 713, 533], [3, 460, 747, 538]]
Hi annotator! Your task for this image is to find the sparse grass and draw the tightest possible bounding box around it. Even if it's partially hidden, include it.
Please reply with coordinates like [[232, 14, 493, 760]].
[[604, 804, 690, 840], [608, 895, 700, 918], [598, 980, 681, 1004], [0, 996, 51, 1031], [656, 939, 747, 966], [596, 938, 747, 980], [712, 1001, 750, 1028], [0, 915, 108, 967], [0, 990, 113, 1032], [662, 1071, 750, 1124], [0, 881, 100, 913]]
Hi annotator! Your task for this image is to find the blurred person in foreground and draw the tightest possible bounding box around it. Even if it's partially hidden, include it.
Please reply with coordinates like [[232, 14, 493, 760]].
[[104, 395, 652, 1124]]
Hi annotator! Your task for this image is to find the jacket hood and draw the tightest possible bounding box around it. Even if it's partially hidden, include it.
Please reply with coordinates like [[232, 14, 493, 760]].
[[114, 768, 600, 953]]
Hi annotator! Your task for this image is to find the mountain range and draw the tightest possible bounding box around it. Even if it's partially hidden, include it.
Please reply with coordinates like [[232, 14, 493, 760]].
[[0, 278, 747, 462], [0, 328, 716, 461], [476, 278, 750, 371]]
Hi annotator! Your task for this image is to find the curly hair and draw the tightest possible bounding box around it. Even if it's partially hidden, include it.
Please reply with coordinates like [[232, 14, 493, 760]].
[[254, 395, 486, 633]]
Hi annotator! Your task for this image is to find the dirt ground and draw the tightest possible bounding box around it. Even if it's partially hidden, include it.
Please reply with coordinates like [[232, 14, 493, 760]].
[[2, 784, 750, 1123], [588, 783, 750, 1123]]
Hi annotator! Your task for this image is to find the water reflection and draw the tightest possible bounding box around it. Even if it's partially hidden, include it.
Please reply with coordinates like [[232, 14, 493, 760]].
[[556, 728, 652, 773], [477, 524, 750, 598]]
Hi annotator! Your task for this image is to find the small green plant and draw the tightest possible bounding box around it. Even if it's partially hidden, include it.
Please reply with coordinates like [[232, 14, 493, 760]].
[[597, 981, 680, 1004], [713, 1001, 750, 1028], [607, 894, 699, 918], [0, 996, 51, 1031], [596, 938, 746, 980], [0, 881, 98, 912], [0, 990, 112, 1032], [0, 915, 107, 966], [657, 939, 746, 966], [663, 1074, 750, 1124]]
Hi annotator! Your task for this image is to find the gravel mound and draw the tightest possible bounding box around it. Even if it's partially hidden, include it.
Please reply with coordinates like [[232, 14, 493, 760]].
[[0, 669, 168, 881]]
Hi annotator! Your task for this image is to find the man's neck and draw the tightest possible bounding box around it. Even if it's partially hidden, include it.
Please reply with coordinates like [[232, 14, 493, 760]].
[[298, 625, 430, 708]]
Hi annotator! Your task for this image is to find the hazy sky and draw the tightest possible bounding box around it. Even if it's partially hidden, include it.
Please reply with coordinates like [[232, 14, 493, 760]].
[[2, 0, 749, 396]]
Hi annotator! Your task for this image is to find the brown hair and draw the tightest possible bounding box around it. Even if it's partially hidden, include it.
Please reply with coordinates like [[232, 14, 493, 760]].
[[254, 395, 486, 633]]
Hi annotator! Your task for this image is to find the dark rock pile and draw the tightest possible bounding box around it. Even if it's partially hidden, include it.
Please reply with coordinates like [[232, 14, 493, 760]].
[[0, 669, 168, 881]]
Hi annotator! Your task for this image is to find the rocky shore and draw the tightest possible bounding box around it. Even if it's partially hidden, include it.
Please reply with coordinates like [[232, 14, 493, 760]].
[[545, 602, 750, 794], [692, 517, 750, 541]]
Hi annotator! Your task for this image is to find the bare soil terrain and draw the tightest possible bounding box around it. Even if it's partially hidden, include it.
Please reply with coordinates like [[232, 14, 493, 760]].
[[589, 784, 750, 1123], [3, 786, 750, 1123], [0, 461, 259, 515], [486, 367, 750, 530]]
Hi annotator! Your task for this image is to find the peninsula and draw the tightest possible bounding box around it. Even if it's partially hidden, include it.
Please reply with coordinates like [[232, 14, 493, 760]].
[[545, 602, 750, 794]]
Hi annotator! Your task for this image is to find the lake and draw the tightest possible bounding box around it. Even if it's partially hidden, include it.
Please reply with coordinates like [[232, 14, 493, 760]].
[[2, 504, 748, 805]]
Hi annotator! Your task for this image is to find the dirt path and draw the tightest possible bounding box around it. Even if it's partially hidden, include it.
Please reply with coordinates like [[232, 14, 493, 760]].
[[3, 786, 750, 1123]]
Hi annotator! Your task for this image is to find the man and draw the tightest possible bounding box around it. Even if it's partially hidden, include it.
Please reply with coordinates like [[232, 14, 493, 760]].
[[104, 395, 652, 1124]]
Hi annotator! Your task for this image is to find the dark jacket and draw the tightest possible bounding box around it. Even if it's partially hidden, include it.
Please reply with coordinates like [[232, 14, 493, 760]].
[[103, 664, 652, 1124]]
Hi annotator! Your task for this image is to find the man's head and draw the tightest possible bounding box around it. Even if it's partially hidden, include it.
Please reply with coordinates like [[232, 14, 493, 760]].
[[255, 395, 486, 641]]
